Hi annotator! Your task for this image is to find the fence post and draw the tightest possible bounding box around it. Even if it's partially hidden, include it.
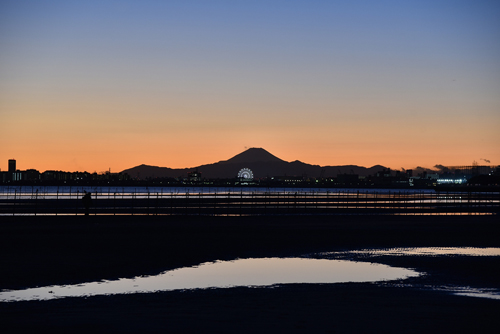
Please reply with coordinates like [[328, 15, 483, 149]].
[[156, 192, 159, 216], [35, 189, 38, 216], [214, 188, 216, 216], [199, 190, 202, 216], [13, 189, 16, 216], [356, 190, 359, 210]]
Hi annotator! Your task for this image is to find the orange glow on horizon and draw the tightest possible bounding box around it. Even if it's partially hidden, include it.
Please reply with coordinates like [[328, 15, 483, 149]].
[[2, 97, 498, 173], [2, 140, 499, 174]]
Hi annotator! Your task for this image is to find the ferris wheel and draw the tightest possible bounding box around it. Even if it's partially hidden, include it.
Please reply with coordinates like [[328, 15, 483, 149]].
[[237, 168, 254, 180]]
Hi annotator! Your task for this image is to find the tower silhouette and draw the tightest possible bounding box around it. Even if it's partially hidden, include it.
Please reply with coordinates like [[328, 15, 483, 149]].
[[8, 159, 16, 173]]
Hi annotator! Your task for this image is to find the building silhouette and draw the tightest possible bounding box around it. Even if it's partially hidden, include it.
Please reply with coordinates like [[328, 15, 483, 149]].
[[8, 159, 16, 173]]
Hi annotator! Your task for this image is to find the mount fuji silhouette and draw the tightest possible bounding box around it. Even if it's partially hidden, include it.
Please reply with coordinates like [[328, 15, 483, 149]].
[[121, 148, 386, 179], [224, 147, 285, 164]]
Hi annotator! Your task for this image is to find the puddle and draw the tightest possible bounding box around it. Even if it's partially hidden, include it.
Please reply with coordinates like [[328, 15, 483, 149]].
[[339, 247, 500, 257], [0, 257, 419, 302], [324, 247, 500, 300], [3, 248, 499, 302], [454, 291, 500, 300]]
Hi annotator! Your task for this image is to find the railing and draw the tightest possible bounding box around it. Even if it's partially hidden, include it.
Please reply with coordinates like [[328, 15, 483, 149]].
[[0, 187, 498, 216]]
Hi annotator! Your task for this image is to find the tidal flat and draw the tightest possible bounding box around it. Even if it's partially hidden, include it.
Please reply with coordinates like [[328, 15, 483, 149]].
[[1, 215, 499, 333]]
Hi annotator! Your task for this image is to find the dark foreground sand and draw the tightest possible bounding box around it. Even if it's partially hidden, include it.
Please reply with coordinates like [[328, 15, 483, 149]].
[[1, 214, 499, 333]]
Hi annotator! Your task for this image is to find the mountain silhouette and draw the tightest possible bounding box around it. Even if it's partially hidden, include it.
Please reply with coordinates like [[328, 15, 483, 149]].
[[223, 148, 285, 164], [121, 147, 386, 179]]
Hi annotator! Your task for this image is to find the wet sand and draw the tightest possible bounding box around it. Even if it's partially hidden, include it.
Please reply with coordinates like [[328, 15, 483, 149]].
[[1, 214, 499, 333]]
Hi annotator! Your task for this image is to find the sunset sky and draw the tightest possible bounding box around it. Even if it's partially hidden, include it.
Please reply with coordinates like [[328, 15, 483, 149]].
[[1, 0, 499, 173]]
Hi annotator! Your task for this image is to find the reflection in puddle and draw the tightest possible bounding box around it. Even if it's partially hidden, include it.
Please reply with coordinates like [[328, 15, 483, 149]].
[[0, 258, 419, 302], [455, 291, 500, 300], [324, 247, 500, 300], [339, 247, 500, 257], [2, 248, 499, 302]]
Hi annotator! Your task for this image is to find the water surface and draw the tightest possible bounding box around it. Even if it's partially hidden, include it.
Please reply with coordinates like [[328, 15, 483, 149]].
[[2, 247, 499, 302], [324, 247, 500, 300], [333, 247, 500, 257], [0, 257, 419, 302]]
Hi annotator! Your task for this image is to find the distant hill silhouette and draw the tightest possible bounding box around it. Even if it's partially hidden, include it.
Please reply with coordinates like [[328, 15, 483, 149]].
[[121, 148, 387, 179]]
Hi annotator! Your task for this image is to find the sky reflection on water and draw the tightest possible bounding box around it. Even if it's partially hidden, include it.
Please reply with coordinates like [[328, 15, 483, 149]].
[[0, 258, 418, 302], [324, 247, 500, 300], [332, 247, 500, 257], [2, 247, 499, 302]]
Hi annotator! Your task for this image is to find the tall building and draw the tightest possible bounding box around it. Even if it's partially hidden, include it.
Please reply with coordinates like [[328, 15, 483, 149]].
[[8, 159, 16, 173]]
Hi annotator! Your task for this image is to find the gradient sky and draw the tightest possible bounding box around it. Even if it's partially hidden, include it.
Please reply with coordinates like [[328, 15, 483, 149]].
[[1, 0, 499, 173]]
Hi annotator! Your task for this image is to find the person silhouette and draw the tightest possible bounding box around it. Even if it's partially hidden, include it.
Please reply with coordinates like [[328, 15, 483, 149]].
[[82, 191, 92, 216]]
